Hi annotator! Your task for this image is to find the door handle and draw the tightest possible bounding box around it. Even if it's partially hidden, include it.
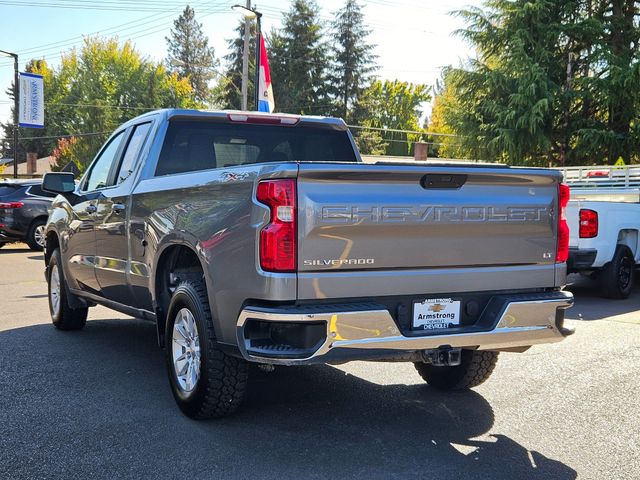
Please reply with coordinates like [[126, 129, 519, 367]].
[[112, 203, 126, 214], [85, 204, 97, 214]]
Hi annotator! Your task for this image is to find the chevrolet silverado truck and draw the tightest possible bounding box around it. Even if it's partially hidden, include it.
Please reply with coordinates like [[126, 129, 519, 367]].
[[42, 109, 574, 419], [561, 166, 640, 299]]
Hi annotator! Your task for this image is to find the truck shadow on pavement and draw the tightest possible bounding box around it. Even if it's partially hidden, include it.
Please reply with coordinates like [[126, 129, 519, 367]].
[[0, 319, 577, 480]]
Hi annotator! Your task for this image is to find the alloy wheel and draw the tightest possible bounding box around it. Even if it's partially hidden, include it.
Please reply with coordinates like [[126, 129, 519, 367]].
[[34, 225, 46, 248], [171, 308, 201, 393], [49, 264, 61, 316]]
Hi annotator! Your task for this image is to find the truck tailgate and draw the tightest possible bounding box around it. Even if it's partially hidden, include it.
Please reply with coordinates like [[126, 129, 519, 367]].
[[297, 163, 560, 272]]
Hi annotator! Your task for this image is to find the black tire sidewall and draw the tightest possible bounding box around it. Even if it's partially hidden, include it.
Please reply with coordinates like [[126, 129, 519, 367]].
[[615, 246, 634, 297], [602, 245, 635, 299], [165, 283, 210, 414], [27, 219, 46, 251], [47, 248, 87, 329], [48, 249, 64, 324]]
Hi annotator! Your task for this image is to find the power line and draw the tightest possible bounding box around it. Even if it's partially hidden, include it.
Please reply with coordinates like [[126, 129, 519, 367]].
[[19, 131, 110, 140], [0, 0, 230, 67], [0, 0, 225, 12]]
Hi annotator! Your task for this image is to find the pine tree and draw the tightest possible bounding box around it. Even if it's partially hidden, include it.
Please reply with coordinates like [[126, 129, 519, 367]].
[[328, 0, 377, 122], [438, 0, 640, 166], [219, 20, 256, 110], [270, 0, 330, 115], [166, 5, 217, 105]]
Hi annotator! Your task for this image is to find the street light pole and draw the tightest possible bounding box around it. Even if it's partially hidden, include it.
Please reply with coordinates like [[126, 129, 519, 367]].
[[0, 49, 19, 179], [232, 4, 262, 112], [241, 0, 251, 110]]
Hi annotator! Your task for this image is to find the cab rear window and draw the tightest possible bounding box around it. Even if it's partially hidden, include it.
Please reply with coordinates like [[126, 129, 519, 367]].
[[155, 120, 357, 176]]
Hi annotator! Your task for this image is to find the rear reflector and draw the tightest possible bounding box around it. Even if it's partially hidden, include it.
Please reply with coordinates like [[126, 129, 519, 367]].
[[556, 183, 570, 263], [0, 202, 24, 209], [579, 209, 598, 238], [256, 179, 297, 272]]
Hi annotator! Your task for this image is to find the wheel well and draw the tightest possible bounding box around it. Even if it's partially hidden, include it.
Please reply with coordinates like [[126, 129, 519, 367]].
[[45, 231, 60, 265], [154, 245, 205, 347], [29, 215, 48, 232], [617, 230, 638, 260]]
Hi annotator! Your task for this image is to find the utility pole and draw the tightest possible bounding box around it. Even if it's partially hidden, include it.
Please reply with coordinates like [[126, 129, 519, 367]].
[[241, 0, 251, 110], [233, 3, 261, 111], [0, 49, 18, 178]]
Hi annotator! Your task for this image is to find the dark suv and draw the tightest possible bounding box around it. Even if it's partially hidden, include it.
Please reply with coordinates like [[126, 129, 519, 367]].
[[0, 179, 55, 251]]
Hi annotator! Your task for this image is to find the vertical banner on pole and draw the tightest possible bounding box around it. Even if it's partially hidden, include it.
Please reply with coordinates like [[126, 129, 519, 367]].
[[258, 35, 275, 113], [18, 72, 44, 128]]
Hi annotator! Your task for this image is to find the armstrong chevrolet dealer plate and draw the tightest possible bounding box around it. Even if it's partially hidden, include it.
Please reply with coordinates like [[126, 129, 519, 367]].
[[413, 298, 461, 330]]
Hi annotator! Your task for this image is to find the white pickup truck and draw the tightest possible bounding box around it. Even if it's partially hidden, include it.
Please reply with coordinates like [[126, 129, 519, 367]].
[[559, 166, 640, 298]]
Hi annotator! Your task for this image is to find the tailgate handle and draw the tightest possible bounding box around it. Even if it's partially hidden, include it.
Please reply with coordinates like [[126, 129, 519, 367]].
[[421, 174, 467, 189]]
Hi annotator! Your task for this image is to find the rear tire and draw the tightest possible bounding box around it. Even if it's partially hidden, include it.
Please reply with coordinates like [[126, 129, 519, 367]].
[[165, 277, 248, 419], [599, 245, 635, 299], [26, 219, 46, 251], [48, 248, 88, 330], [414, 350, 499, 390]]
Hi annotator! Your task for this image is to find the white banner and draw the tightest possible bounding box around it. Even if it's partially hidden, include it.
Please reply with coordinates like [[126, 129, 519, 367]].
[[19, 72, 44, 128]]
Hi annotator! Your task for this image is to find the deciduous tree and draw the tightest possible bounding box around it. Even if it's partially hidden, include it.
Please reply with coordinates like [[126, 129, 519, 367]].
[[353, 79, 430, 156]]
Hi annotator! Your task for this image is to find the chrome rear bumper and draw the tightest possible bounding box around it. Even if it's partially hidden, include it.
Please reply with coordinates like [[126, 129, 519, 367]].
[[236, 291, 574, 365]]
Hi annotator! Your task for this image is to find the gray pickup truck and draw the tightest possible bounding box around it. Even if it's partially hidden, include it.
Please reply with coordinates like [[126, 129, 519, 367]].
[[42, 109, 574, 419]]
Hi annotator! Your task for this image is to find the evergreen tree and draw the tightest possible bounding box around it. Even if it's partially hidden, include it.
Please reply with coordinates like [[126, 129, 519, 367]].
[[270, 0, 330, 114], [579, 0, 640, 164], [166, 5, 217, 105], [328, 0, 377, 121], [219, 20, 256, 110], [438, 0, 640, 166]]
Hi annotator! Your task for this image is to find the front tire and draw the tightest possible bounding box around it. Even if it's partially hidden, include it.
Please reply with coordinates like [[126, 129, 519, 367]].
[[26, 219, 46, 251], [599, 245, 635, 299], [414, 350, 499, 390], [165, 277, 248, 419], [48, 249, 88, 330]]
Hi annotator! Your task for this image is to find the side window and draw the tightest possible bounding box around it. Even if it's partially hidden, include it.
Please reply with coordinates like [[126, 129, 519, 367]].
[[28, 185, 56, 198], [84, 130, 126, 191], [116, 122, 151, 183]]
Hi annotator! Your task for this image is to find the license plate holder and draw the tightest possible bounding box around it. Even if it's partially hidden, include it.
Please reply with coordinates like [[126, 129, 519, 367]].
[[413, 298, 461, 330]]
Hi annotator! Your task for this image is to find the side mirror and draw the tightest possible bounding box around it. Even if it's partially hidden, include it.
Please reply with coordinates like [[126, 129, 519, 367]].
[[42, 172, 76, 194]]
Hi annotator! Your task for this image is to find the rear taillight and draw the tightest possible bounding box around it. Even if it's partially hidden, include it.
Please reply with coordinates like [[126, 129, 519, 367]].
[[556, 183, 570, 263], [0, 202, 23, 209], [256, 179, 297, 272], [579, 209, 598, 238]]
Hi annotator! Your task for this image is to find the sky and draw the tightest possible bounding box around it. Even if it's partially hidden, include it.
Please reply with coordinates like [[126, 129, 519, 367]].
[[0, 0, 480, 141]]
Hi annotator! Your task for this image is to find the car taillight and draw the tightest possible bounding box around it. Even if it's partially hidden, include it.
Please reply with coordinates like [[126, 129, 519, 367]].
[[256, 179, 297, 272], [556, 183, 570, 263], [579, 209, 598, 238], [0, 202, 23, 209]]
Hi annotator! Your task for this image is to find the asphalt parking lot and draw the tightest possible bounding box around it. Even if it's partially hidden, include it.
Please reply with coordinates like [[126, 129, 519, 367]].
[[1, 243, 638, 480]]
